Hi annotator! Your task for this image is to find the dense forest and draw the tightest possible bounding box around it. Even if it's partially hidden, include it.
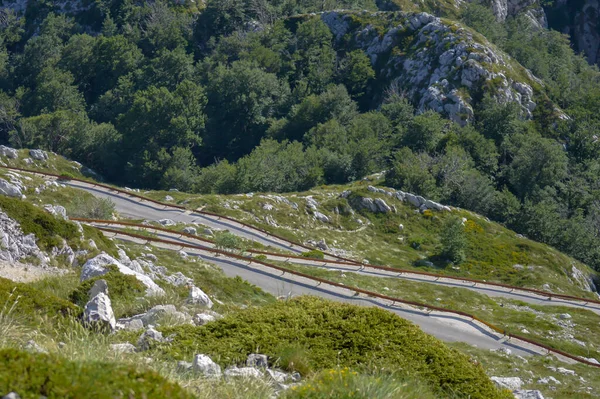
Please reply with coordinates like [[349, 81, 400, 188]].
[[2, 0, 600, 272]]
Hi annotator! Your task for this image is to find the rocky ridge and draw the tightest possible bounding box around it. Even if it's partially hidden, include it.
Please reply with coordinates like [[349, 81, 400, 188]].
[[320, 11, 540, 125]]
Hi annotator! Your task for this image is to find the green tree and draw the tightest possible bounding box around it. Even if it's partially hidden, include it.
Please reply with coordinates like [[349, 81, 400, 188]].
[[204, 61, 290, 161], [339, 50, 375, 97], [386, 148, 438, 198], [506, 134, 568, 199], [440, 216, 467, 264], [402, 111, 447, 152]]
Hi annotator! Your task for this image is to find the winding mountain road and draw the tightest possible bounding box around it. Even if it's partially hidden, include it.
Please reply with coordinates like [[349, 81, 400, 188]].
[[6, 168, 599, 364]]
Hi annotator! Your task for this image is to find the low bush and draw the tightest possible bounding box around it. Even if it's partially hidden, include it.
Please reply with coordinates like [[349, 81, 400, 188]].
[[0, 277, 80, 321], [66, 196, 115, 220], [0, 196, 79, 250], [0, 349, 194, 399], [69, 268, 145, 318], [301, 250, 325, 259], [157, 297, 511, 399]]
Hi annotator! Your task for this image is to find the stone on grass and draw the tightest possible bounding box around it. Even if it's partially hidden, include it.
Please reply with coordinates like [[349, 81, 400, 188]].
[[0, 179, 22, 197], [192, 354, 221, 377], [187, 286, 213, 308], [513, 391, 545, 399], [23, 340, 47, 354], [490, 376, 523, 390], [183, 227, 197, 235], [266, 369, 288, 383], [537, 376, 561, 385], [140, 304, 190, 326], [193, 313, 216, 326], [246, 353, 268, 368], [80, 253, 165, 296], [158, 219, 175, 226], [224, 366, 263, 379], [83, 292, 116, 331], [177, 361, 193, 372], [111, 343, 136, 353], [29, 149, 48, 161], [137, 327, 165, 351], [2, 393, 21, 399], [0, 145, 18, 159], [119, 318, 144, 331]]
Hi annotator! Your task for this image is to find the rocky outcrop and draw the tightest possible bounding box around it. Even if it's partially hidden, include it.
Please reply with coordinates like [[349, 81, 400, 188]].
[[0, 179, 23, 198], [0, 211, 49, 264], [192, 354, 222, 377], [476, 0, 547, 27], [0, 145, 18, 159], [544, 1, 600, 66], [83, 292, 116, 331], [320, 11, 539, 124], [187, 285, 213, 308], [118, 304, 191, 328], [80, 253, 165, 296], [29, 149, 48, 161]]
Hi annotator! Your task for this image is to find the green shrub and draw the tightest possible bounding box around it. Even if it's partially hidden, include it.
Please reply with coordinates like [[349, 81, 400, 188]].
[[0, 349, 194, 399], [0, 196, 79, 250], [440, 216, 467, 264], [410, 236, 424, 250], [67, 196, 115, 219], [69, 268, 145, 318], [301, 250, 325, 259], [0, 277, 81, 321], [214, 231, 246, 252], [81, 225, 117, 256], [157, 297, 511, 399]]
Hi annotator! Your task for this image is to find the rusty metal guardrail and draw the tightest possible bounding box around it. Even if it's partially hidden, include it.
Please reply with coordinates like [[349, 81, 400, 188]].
[[0, 165, 353, 259], [97, 226, 600, 369], [74, 218, 600, 307]]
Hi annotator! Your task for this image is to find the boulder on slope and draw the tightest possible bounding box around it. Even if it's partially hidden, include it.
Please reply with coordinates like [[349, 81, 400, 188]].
[[83, 292, 116, 331], [0, 179, 22, 198], [80, 253, 165, 296]]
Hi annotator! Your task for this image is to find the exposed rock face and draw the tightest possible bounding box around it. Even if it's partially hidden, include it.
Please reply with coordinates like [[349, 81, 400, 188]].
[[83, 292, 116, 331], [29, 149, 48, 161], [0, 179, 22, 198], [477, 0, 547, 27], [80, 253, 165, 296], [0, 211, 48, 264], [491, 376, 523, 390], [513, 391, 545, 399], [44, 204, 67, 219], [320, 11, 539, 124], [0, 145, 18, 159], [224, 366, 263, 379], [545, 0, 600, 66]]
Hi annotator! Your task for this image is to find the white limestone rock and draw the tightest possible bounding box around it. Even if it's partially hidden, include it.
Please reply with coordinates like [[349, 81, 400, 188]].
[[187, 285, 213, 308], [80, 253, 165, 296], [192, 354, 221, 377], [83, 292, 116, 331], [29, 149, 48, 161], [0, 145, 18, 159], [491, 376, 523, 390]]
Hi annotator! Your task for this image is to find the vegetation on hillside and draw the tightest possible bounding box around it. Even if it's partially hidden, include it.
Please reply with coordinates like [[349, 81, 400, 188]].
[[147, 297, 511, 399], [1, 1, 600, 275]]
